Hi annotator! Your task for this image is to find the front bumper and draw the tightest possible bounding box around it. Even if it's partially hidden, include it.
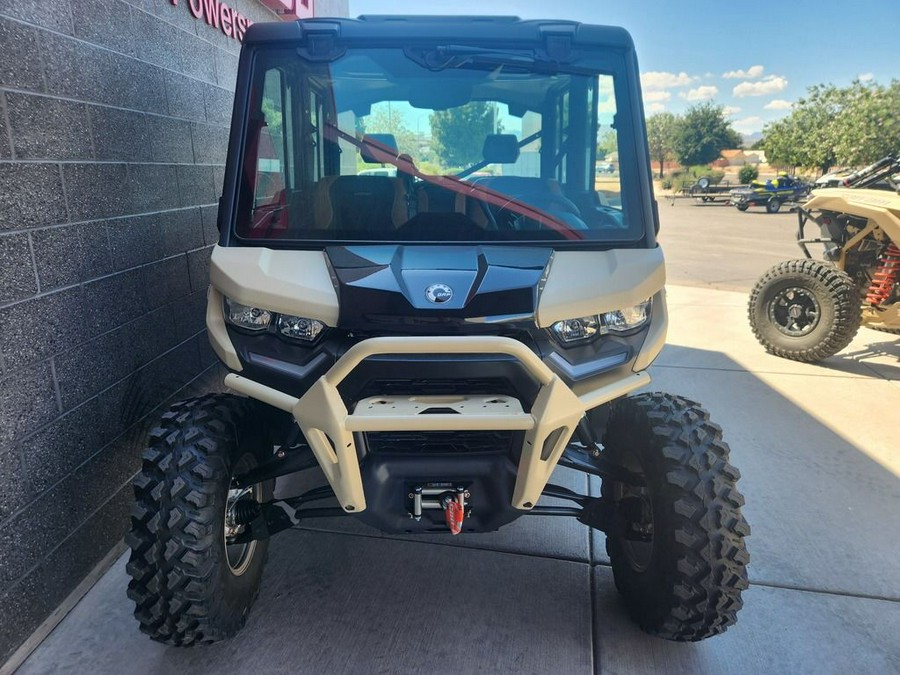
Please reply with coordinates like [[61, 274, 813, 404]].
[[225, 335, 650, 514]]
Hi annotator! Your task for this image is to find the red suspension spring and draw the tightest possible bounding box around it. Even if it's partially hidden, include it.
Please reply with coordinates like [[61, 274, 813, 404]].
[[866, 243, 900, 306]]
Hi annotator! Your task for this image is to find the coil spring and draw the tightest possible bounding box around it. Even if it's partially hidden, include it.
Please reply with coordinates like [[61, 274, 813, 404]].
[[232, 499, 261, 525], [866, 243, 900, 306]]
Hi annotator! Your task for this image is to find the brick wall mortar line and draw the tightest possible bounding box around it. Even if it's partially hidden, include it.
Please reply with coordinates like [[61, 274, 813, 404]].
[[0, 201, 218, 239], [0, 158, 226, 167], [0, 11, 256, 90], [0, 91, 14, 160], [1, 476, 133, 600], [48, 356, 64, 415], [0, 86, 235, 123], [0, 336, 216, 530], [0, 250, 204, 349], [56, 161, 72, 226], [24, 231, 41, 295]]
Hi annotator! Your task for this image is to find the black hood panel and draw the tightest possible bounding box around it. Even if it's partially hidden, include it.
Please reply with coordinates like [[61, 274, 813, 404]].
[[326, 246, 552, 329]]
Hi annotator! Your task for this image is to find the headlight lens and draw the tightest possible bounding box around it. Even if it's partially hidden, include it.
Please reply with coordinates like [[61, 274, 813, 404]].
[[550, 299, 651, 344], [551, 316, 601, 343], [603, 299, 651, 334], [277, 314, 325, 342], [225, 298, 272, 331]]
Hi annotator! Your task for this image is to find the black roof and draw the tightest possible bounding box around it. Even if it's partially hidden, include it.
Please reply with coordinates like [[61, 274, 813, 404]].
[[243, 15, 634, 51]]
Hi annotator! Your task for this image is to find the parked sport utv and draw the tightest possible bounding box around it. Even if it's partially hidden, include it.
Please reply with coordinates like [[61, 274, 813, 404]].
[[749, 156, 900, 361], [127, 16, 749, 645]]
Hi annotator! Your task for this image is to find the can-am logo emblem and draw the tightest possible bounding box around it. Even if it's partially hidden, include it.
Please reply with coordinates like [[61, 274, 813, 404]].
[[425, 283, 453, 304]]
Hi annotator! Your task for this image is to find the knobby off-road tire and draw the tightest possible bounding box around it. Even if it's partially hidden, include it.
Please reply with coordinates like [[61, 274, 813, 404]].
[[600, 393, 750, 641], [126, 394, 274, 646], [868, 325, 900, 336], [748, 260, 861, 362]]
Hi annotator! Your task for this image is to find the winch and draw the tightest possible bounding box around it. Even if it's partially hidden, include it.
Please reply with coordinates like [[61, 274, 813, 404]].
[[409, 484, 471, 534]]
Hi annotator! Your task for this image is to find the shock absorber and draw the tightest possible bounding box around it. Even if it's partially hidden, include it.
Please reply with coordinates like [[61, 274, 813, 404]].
[[866, 243, 900, 306]]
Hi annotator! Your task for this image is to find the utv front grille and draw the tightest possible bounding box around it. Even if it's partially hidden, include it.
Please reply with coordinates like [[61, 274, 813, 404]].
[[364, 430, 517, 455], [357, 378, 519, 399]]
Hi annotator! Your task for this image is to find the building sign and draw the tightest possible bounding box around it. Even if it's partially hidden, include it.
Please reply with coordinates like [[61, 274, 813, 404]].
[[260, 0, 314, 20], [168, 0, 313, 43]]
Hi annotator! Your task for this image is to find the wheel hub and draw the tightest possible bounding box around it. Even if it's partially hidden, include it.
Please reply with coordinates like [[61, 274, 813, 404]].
[[769, 286, 821, 337]]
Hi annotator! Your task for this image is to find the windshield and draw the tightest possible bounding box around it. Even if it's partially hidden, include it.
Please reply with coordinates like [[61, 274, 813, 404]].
[[233, 46, 642, 244]]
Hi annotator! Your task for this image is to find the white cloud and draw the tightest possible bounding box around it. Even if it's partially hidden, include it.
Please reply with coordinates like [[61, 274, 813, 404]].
[[764, 99, 793, 110], [641, 71, 697, 91], [647, 102, 667, 113], [733, 75, 788, 97], [681, 85, 719, 101], [732, 116, 764, 134], [722, 105, 742, 116], [643, 91, 671, 103], [858, 72, 874, 82], [723, 65, 765, 79]]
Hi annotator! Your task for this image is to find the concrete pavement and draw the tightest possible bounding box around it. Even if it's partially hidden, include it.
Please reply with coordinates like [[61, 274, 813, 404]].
[[15, 284, 900, 674]]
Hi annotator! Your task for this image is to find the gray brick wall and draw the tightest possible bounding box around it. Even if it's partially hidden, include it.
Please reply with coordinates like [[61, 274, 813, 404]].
[[0, 0, 345, 662]]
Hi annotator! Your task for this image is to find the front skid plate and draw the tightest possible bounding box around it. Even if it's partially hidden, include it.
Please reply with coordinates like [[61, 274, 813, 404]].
[[225, 336, 650, 513]]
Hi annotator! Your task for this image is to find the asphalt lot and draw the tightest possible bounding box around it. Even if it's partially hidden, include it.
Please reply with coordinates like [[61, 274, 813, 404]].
[[657, 196, 803, 292]]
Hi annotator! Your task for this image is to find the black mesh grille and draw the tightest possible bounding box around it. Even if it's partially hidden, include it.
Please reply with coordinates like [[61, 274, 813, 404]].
[[365, 430, 516, 454], [356, 378, 518, 399]]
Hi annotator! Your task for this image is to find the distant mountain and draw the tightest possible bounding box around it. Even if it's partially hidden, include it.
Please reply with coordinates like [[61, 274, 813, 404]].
[[742, 132, 763, 148]]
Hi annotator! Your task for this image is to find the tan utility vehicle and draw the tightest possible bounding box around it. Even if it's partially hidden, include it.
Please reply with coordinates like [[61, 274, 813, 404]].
[[125, 16, 749, 646], [749, 157, 900, 361]]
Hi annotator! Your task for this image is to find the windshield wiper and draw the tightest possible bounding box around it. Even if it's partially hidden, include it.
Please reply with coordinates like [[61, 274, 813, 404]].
[[404, 45, 557, 73]]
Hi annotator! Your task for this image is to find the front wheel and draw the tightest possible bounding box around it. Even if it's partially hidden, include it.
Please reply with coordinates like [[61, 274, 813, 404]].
[[748, 260, 861, 362], [735, 202, 749, 211], [601, 393, 750, 641], [766, 198, 781, 213], [126, 394, 274, 645]]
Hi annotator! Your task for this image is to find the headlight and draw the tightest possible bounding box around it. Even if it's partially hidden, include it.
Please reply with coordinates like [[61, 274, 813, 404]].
[[602, 299, 651, 334], [225, 298, 272, 331], [550, 299, 651, 344], [551, 316, 601, 343], [277, 314, 325, 342]]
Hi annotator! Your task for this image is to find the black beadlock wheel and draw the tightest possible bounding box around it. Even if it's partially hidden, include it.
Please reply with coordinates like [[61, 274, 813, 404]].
[[126, 394, 274, 646], [600, 393, 750, 642], [748, 260, 861, 362]]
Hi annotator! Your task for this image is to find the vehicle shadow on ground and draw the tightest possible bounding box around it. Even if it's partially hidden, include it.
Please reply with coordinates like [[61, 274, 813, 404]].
[[813, 334, 900, 380], [16, 348, 900, 675]]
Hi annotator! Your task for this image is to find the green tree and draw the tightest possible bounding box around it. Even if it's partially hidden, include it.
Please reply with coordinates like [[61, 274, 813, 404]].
[[646, 112, 678, 178], [762, 80, 900, 173], [429, 102, 498, 168], [597, 129, 618, 160], [762, 85, 844, 172], [832, 80, 900, 166], [738, 164, 759, 184], [360, 105, 420, 162], [673, 102, 742, 167]]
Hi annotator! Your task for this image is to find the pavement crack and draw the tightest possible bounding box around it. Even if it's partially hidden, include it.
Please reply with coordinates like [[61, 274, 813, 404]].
[[748, 579, 900, 603]]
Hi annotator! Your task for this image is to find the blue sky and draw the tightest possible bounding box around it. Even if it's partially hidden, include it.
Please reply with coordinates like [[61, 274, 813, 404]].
[[348, 0, 897, 135]]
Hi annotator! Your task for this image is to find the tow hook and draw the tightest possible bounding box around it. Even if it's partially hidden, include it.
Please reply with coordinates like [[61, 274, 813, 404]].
[[442, 487, 467, 535]]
